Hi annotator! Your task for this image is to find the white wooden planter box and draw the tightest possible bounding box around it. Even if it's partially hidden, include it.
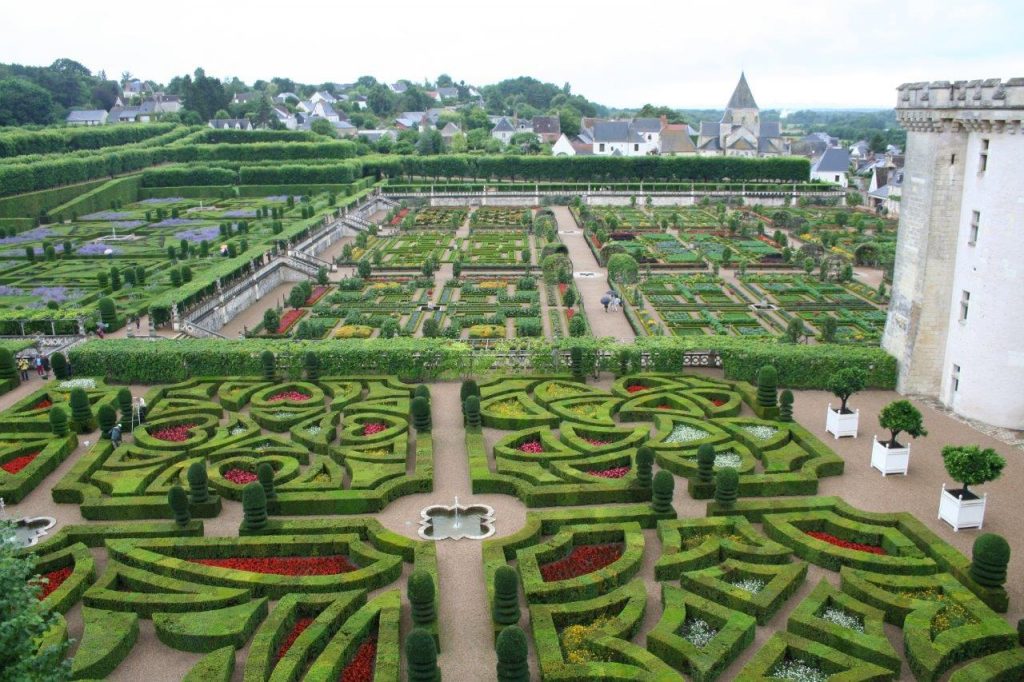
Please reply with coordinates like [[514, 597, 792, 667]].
[[826, 404, 859, 439], [870, 437, 909, 476], [938, 484, 987, 531]]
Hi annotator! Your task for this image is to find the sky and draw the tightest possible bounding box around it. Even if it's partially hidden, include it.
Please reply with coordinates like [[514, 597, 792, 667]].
[[3, 0, 1022, 110]]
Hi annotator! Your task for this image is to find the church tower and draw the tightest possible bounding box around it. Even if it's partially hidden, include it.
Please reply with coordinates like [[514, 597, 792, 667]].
[[723, 72, 760, 136]]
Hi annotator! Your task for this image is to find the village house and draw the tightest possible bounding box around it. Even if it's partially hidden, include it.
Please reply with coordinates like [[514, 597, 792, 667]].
[[810, 147, 851, 186], [490, 117, 516, 144], [66, 110, 108, 126], [532, 116, 561, 144], [208, 118, 253, 130]]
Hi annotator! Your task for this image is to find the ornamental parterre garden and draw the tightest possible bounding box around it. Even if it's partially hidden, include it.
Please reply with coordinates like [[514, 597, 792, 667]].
[[4, 365, 1022, 681]]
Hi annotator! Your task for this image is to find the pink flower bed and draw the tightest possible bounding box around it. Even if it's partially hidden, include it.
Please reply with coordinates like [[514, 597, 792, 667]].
[[362, 422, 387, 436], [587, 466, 630, 479], [584, 438, 611, 446], [192, 555, 359, 575], [268, 391, 311, 402], [150, 423, 197, 442], [304, 286, 329, 306], [224, 468, 258, 484], [518, 440, 543, 453], [276, 309, 306, 334]]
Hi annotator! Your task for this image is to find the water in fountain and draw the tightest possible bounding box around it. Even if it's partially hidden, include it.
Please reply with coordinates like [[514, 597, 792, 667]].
[[453, 496, 461, 529]]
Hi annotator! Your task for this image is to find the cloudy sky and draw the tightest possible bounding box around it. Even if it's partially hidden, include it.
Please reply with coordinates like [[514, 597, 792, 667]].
[[4, 0, 1022, 109]]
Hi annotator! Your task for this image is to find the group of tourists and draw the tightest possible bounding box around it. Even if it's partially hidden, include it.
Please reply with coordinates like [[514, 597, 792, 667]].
[[600, 290, 622, 313], [16, 354, 50, 381]]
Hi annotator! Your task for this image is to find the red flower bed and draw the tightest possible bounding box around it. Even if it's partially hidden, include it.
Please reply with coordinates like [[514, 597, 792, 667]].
[[587, 466, 630, 479], [558, 283, 568, 296], [150, 423, 197, 442], [2, 452, 39, 474], [625, 385, 647, 393], [566, 309, 575, 320], [37, 566, 72, 600], [540, 544, 623, 582], [518, 440, 543, 454], [711, 398, 727, 407], [340, 637, 378, 682], [584, 438, 611, 446], [362, 422, 387, 436], [224, 468, 258, 485], [277, 309, 306, 334], [389, 208, 409, 226], [657, 404, 671, 410], [757, 234, 781, 248], [33, 398, 53, 410], [268, 391, 311, 402], [590, 234, 603, 250], [304, 286, 329, 306], [192, 555, 359, 575], [277, 616, 314, 661], [805, 530, 886, 555]]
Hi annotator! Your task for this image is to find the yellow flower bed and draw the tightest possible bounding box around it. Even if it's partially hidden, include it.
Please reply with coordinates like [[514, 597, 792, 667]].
[[561, 615, 613, 664], [368, 282, 401, 290], [468, 324, 505, 339], [335, 325, 374, 339], [478, 280, 508, 289]]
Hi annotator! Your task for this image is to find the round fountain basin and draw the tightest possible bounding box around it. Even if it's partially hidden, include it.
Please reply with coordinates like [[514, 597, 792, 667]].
[[6, 517, 57, 549], [419, 503, 495, 541]]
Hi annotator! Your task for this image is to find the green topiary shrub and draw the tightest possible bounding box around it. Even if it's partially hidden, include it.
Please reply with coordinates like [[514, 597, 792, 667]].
[[168, 485, 190, 526], [970, 533, 1010, 587], [652, 470, 675, 513], [98, 297, 117, 328], [260, 351, 275, 381], [878, 400, 927, 447], [116, 388, 133, 422], [414, 384, 430, 400], [635, 446, 654, 489], [715, 468, 739, 507], [570, 346, 584, 381], [778, 389, 794, 422], [492, 566, 520, 626], [405, 628, 440, 682], [49, 407, 69, 436], [568, 314, 586, 337], [0, 348, 17, 385], [411, 396, 432, 432], [240, 483, 268, 532], [187, 461, 209, 504], [496, 625, 529, 682], [69, 387, 94, 433], [303, 351, 320, 381], [407, 570, 436, 625], [461, 380, 480, 423], [696, 444, 716, 484], [756, 365, 778, 408], [256, 463, 276, 502], [97, 404, 117, 438], [464, 395, 482, 429], [941, 445, 1006, 498], [50, 352, 69, 379]]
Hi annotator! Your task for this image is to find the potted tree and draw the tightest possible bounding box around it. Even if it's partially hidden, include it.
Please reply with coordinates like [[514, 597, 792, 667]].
[[871, 400, 927, 476], [938, 445, 1006, 531], [825, 367, 866, 439]]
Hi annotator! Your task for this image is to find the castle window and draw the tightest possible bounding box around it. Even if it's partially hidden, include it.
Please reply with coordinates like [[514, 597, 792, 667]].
[[969, 211, 980, 245], [951, 364, 960, 393], [634, 144, 639, 152], [979, 139, 989, 172], [959, 290, 971, 322]]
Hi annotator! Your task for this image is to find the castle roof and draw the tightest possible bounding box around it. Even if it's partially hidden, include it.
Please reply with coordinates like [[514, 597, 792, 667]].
[[727, 72, 758, 110]]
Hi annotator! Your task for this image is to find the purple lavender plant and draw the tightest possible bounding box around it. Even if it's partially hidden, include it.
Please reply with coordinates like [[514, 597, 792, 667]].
[[174, 227, 221, 243], [222, 210, 258, 218], [77, 243, 121, 256], [151, 218, 205, 228], [31, 286, 73, 303], [0, 227, 53, 245], [0, 285, 24, 296], [81, 211, 134, 221], [140, 197, 185, 204]]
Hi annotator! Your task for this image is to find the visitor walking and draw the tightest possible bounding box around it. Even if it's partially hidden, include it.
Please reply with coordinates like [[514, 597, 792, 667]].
[[137, 397, 147, 424], [40, 355, 50, 379], [600, 294, 610, 312], [135, 315, 141, 330], [34, 355, 44, 377], [110, 423, 122, 449], [612, 295, 622, 312], [17, 356, 30, 381]]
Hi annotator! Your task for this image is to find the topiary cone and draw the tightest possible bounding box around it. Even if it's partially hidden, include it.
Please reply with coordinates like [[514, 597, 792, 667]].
[[492, 565, 521, 626], [635, 446, 654, 490], [715, 468, 739, 507], [408, 570, 436, 625], [97, 404, 117, 438], [187, 461, 210, 504], [756, 365, 778, 408], [49, 407, 69, 436], [257, 462, 277, 502], [69, 387, 94, 433], [464, 395, 482, 429], [241, 482, 268, 532], [496, 625, 529, 682], [411, 396, 432, 432], [696, 444, 716, 484], [51, 352, 69, 379], [651, 470, 675, 513], [405, 628, 440, 682], [260, 351, 276, 381], [779, 389, 794, 422], [303, 351, 320, 381], [117, 388, 133, 423], [970, 533, 1010, 587], [168, 485, 190, 526], [0, 348, 18, 385]]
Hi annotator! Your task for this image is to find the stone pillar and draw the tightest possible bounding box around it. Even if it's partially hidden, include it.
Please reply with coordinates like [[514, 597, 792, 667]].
[[171, 304, 181, 332]]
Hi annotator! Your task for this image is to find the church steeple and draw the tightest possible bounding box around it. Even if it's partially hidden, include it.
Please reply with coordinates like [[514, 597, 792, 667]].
[[727, 72, 758, 110]]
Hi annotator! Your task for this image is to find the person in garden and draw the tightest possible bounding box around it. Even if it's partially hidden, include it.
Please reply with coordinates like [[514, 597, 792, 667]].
[[40, 355, 50, 378], [34, 355, 44, 377], [600, 294, 610, 312], [17, 356, 30, 381], [110, 423, 122, 449]]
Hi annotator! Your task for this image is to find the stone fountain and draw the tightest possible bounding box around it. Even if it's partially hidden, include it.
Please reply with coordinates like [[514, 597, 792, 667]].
[[0, 498, 57, 549], [418, 497, 495, 541]]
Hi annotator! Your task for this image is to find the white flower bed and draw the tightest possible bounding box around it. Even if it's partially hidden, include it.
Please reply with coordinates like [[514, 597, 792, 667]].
[[58, 378, 97, 391], [730, 577, 766, 594], [665, 424, 710, 444], [306, 425, 322, 435], [819, 606, 864, 633], [714, 452, 742, 468], [229, 426, 246, 436], [679, 618, 718, 647], [742, 424, 778, 440], [768, 659, 828, 682], [274, 411, 292, 419]]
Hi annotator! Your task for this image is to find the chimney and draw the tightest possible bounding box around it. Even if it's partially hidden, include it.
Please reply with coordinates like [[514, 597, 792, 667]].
[[659, 115, 668, 128]]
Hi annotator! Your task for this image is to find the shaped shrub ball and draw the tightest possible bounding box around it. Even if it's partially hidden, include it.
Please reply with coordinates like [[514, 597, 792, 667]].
[[69, 387, 94, 433], [970, 533, 1010, 587], [405, 628, 440, 682], [779, 390, 794, 422], [51, 352, 69, 379], [0, 349, 17, 385], [715, 468, 739, 507], [49, 407, 69, 436], [696, 444, 716, 484], [411, 396, 432, 432], [97, 404, 117, 439], [464, 395, 482, 429], [635, 446, 654, 489], [408, 570, 436, 625], [168, 485, 191, 526], [117, 388, 133, 422], [256, 462, 277, 502], [240, 483, 268, 532], [260, 351, 276, 381], [187, 461, 210, 504], [652, 470, 675, 513], [460, 380, 480, 403], [496, 625, 529, 682], [756, 365, 778, 408], [303, 351, 320, 381], [414, 384, 431, 400], [492, 565, 521, 626]]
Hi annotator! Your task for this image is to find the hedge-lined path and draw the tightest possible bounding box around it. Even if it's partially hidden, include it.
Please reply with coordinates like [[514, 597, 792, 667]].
[[552, 206, 635, 341]]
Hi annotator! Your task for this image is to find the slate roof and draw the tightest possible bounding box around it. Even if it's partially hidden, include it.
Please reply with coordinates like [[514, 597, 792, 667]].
[[532, 116, 561, 135], [437, 87, 459, 99], [699, 121, 721, 137], [727, 72, 758, 109], [440, 122, 461, 136], [209, 119, 251, 129], [659, 127, 696, 153], [813, 147, 851, 173], [632, 117, 662, 133], [760, 121, 781, 138], [593, 121, 643, 143], [66, 110, 107, 122], [492, 117, 515, 133]]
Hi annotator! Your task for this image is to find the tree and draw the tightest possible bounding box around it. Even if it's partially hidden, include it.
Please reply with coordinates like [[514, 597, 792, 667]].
[[304, 351, 320, 381], [310, 118, 337, 138], [878, 400, 927, 448], [715, 468, 739, 507], [263, 308, 280, 334], [820, 316, 838, 343], [785, 317, 807, 344], [408, 570, 436, 625], [464, 395, 482, 428], [69, 387, 94, 433], [0, 523, 72, 682], [492, 565, 520, 625], [824, 367, 866, 414], [260, 351, 276, 380], [181, 68, 230, 121], [97, 404, 117, 438], [411, 396, 432, 432], [287, 285, 307, 309], [635, 447, 654, 490], [779, 390, 794, 422], [257, 462, 277, 502], [941, 445, 1006, 497], [607, 253, 639, 285], [357, 260, 371, 279], [696, 444, 715, 484], [0, 348, 18, 386], [540, 254, 572, 284], [803, 257, 815, 275], [0, 78, 55, 125], [496, 625, 529, 682]]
